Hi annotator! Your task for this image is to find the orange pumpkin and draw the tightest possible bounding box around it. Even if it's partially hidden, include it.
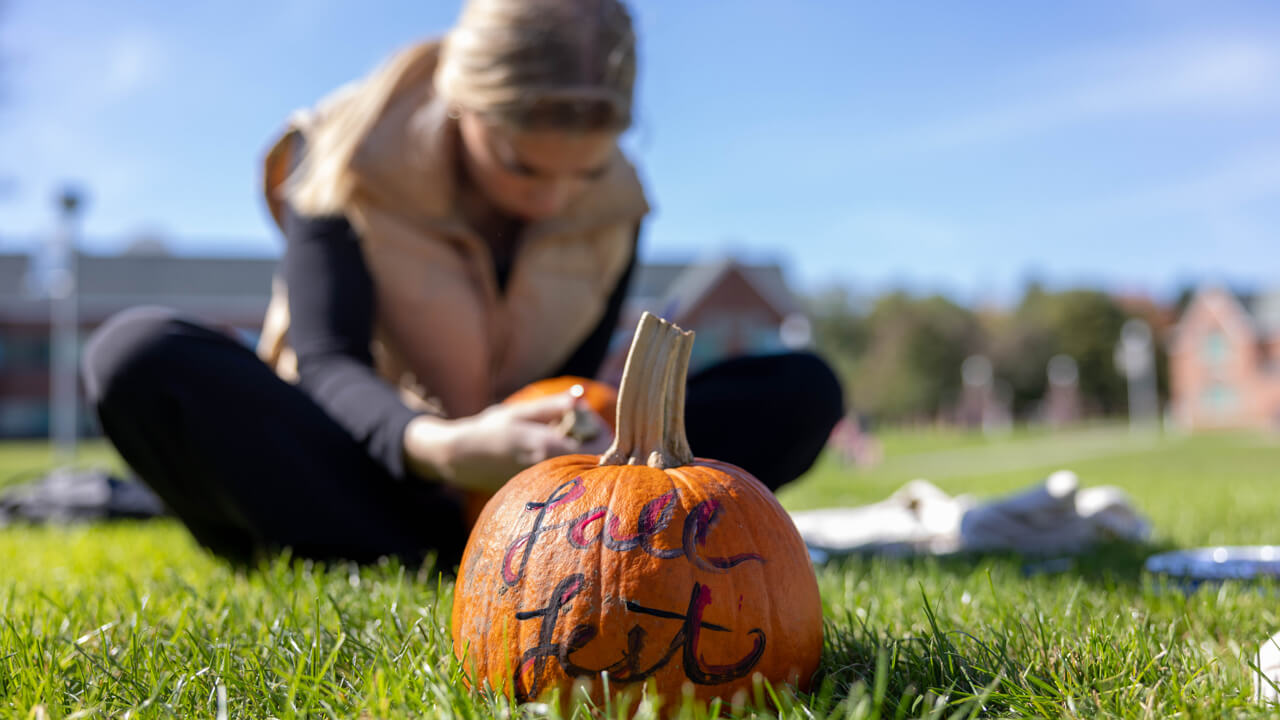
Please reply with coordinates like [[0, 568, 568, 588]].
[[504, 376, 618, 433], [451, 313, 823, 707], [460, 377, 619, 530]]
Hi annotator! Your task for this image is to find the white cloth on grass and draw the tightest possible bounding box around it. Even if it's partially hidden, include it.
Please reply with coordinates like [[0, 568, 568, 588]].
[[1258, 631, 1280, 702], [789, 470, 1149, 557]]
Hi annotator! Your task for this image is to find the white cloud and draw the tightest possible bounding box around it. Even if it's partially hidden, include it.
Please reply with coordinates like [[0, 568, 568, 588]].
[[0, 16, 172, 235], [1100, 145, 1280, 257], [890, 36, 1280, 151], [5, 15, 170, 113], [101, 32, 166, 103], [1092, 144, 1280, 218]]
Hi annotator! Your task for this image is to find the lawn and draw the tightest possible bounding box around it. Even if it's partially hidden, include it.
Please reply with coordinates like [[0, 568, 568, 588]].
[[2, 427, 1280, 718]]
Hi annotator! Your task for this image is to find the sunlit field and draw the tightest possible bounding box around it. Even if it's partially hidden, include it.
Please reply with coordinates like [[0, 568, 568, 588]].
[[3, 427, 1279, 718]]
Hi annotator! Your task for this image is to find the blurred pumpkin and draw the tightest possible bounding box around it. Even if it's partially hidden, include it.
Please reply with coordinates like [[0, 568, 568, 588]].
[[459, 377, 619, 530], [451, 312, 822, 708], [505, 376, 618, 432]]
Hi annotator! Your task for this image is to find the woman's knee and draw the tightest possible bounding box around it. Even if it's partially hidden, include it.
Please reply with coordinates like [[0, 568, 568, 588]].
[[758, 353, 844, 488], [785, 352, 845, 427], [744, 352, 845, 434], [81, 306, 188, 406]]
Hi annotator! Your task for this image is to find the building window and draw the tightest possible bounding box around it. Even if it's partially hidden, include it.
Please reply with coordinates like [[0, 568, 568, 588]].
[[1201, 331, 1229, 366], [1201, 383, 1238, 415], [0, 399, 51, 438], [747, 323, 784, 354], [689, 319, 730, 372], [2, 334, 50, 370]]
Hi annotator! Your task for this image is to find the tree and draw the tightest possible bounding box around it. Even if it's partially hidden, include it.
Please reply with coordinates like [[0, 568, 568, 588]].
[[987, 311, 1058, 416], [809, 282, 1159, 425], [991, 287, 1130, 417], [806, 287, 869, 415], [846, 293, 984, 421]]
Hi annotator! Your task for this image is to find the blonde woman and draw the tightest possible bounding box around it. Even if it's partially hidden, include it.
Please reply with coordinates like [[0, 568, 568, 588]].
[[81, 0, 842, 565]]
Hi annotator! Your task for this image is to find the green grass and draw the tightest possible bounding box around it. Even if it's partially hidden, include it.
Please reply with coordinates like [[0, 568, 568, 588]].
[[2, 428, 1280, 718]]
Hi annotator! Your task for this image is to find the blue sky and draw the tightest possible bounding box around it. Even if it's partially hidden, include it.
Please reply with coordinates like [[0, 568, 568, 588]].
[[1, 0, 1278, 303]]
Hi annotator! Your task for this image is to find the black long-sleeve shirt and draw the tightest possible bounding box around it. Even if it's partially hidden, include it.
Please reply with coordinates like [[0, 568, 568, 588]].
[[281, 205, 637, 480]]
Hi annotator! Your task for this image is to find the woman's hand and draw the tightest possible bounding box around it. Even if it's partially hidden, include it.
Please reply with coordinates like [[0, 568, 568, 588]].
[[403, 393, 612, 492]]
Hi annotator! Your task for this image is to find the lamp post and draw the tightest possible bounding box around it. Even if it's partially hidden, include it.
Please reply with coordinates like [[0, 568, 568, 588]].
[[1114, 318, 1159, 434], [1045, 354, 1080, 427], [49, 186, 84, 462]]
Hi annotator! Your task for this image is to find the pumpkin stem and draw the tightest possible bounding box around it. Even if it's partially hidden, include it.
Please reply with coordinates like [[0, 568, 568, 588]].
[[599, 312, 696, 469]]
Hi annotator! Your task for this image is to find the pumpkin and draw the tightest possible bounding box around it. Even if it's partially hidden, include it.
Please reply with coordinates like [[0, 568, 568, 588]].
[[451, 312, 823, 707], [505, 376, 619, 433], [460, 377, 619, 530]]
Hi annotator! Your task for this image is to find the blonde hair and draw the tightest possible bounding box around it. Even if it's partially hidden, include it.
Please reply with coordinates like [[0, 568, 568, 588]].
[[282, 43, 441, 215], [435, 0, 637, 131], [280, 0, 636, 215]]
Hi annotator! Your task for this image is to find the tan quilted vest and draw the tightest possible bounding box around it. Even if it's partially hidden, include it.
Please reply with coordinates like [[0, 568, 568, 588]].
[[258, 41, 648, 418]]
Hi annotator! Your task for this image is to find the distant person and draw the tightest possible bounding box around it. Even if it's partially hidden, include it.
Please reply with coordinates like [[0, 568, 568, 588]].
[[80, 0, 842, 566], [828, 414, 882, 468]]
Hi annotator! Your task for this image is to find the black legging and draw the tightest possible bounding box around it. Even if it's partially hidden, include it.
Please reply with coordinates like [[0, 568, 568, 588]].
[[82, 307, 843, 567]]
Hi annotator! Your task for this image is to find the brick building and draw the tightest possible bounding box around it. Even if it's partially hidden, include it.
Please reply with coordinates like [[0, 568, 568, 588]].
[[601, 258, 809, 379], [0, 251, 276, 437], [1169, 286, 1280, 431], [1, 251, 805, 437]]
